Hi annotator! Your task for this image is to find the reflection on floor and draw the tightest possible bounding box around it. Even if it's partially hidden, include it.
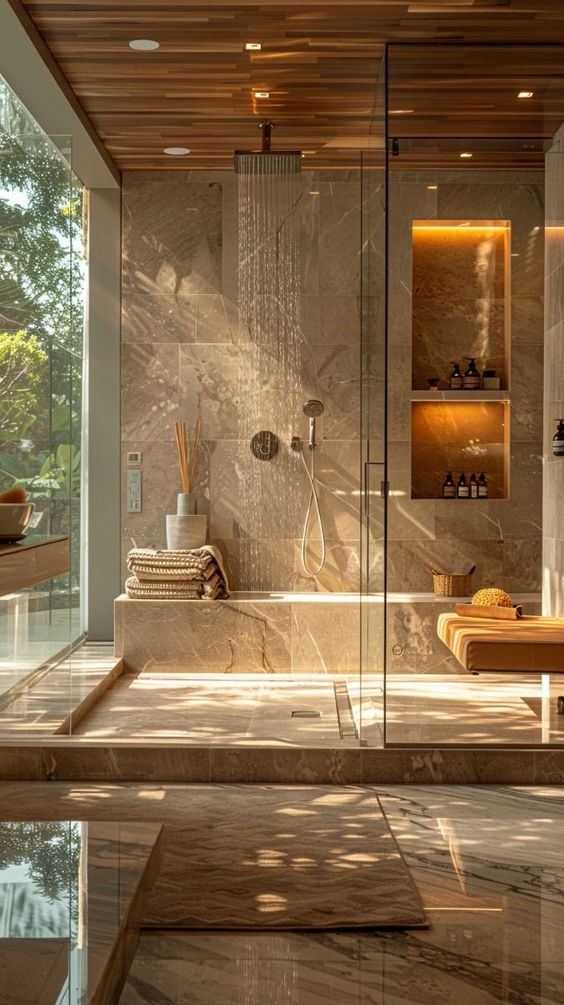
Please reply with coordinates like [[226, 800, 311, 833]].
[[117, 785, 564, 1005], [0, 816, 162, 1005]]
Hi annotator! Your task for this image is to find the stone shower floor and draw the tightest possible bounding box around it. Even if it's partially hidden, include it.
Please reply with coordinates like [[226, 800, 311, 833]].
[[1, 639, 563, 745], [73, 670, 564, 747]]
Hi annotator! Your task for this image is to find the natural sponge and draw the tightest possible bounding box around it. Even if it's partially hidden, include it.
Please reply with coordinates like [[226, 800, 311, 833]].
[[472, 587, 513, 608]]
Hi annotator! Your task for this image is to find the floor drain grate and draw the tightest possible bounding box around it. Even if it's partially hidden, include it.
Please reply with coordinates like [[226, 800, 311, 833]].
[[291, 709, 322, 718], [334, 681, 359, 740]]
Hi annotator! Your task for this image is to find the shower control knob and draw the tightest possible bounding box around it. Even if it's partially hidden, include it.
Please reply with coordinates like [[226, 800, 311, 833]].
[[392, 644, 404, 656], [250, 430, 279, 461]]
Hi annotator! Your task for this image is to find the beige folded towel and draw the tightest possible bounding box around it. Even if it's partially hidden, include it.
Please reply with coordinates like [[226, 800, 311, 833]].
[[125, 573, 227, 600], [127, 546, 229, 591]]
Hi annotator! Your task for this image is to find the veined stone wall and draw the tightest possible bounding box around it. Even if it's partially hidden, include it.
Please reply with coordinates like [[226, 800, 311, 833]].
[[121, 170, 383, 593], [387, 170, 544, 673]]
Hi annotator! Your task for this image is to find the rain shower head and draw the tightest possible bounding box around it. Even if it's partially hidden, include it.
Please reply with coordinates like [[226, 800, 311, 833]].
[[234, 121, 301, 174], [303, 399, 325, 418]]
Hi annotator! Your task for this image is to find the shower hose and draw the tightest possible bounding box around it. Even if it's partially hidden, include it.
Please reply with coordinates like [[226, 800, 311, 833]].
[[299, 445, 327, 578]]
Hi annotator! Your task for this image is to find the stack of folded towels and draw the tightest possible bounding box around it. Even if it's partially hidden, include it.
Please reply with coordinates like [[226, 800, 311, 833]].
[[126, 546, 229, 600]]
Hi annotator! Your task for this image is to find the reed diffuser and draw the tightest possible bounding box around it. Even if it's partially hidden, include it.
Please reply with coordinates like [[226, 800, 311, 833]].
[[174, 418, 202, 507], [166, 418, 207, 550]]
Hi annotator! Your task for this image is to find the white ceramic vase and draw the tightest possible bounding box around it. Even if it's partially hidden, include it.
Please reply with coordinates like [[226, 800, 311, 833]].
[[166, 493, 208, 550]]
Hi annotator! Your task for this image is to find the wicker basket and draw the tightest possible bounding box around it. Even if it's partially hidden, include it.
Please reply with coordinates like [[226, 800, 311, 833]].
[[431, 569, 473, 597]]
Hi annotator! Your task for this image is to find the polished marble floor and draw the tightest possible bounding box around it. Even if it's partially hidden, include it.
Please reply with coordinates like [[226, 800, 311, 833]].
[[117, 785, 564, 1004], [0, 782, 562, 1003], [73, 669, 564, 747]]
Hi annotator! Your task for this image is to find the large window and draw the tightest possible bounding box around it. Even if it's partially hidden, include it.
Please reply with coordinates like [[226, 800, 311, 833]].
[[0, 73, 85, 694]]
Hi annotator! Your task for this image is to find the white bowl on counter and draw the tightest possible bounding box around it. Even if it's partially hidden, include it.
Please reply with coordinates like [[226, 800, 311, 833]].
[[0, 502, 36, 542]]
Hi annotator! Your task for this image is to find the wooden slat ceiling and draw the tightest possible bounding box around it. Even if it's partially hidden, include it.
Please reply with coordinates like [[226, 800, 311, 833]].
[[14, 0, 564, 170]]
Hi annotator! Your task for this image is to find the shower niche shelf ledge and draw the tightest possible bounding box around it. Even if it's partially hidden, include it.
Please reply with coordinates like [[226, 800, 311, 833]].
[[411, 390, 510, 402]]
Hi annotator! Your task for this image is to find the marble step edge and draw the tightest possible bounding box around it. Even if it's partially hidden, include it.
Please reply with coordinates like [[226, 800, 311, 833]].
[[1, 743, 564, 785], [88, 824, 164, 1005], [54, 658, 125, 735]]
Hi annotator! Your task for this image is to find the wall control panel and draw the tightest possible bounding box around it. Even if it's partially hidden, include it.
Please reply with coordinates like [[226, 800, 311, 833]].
[[127, 469, 142, 513]]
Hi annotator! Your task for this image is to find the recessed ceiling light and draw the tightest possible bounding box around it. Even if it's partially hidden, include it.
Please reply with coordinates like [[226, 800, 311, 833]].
[[129, 39, 160, 51], [427, 184, 438, 190], [518, 90, 534, 99], [163, 146, 191, 156], [309, 190, 320, 196], [245, 42, 262, 50], [254, 91, 270, 99], [389, 109, 414, 115], [460, 152, 473, 159]]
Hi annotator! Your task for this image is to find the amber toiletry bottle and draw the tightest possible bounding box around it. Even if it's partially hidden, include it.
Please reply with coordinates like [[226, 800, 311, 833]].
[[553, 420, 564, 457], [457, 473, 469, 498], [450, 362, 463, 391], [478, 472, 488, 498], [469, 473, 479, 499], [443, 472, 456, 498], [463, 358, 481, 390]]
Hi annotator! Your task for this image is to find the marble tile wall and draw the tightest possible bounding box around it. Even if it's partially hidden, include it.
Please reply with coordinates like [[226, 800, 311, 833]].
[[114, 596, 363, 675], [543, 125, 564, 617], [121, 170, 382, 595], [387, 171, 544, 670]]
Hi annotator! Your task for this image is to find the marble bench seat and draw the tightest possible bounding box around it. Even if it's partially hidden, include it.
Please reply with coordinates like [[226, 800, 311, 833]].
[[114, 593, 367, 675]]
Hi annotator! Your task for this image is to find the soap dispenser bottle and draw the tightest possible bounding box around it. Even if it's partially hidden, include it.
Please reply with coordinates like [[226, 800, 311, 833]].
[[457, 473, 469, 498], [553, 419, 564, 457], [478, 472, 488, 498], [463, 358, 481, 391], [469, 473, 479, 499], [443, 472, 456, 498], [450, 362, 463, 391]]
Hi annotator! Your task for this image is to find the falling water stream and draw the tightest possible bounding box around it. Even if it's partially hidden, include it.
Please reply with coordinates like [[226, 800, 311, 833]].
[[237, 153, 305, 591]]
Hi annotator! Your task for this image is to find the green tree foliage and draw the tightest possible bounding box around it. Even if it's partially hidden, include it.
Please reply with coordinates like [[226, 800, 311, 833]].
[[0, 821, 80, 909], [0, 80, 85, 511], [0, 329, 48, 438]]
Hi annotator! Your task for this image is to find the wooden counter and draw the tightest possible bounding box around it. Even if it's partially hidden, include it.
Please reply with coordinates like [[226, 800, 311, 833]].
[[0, 536, 69, 596]]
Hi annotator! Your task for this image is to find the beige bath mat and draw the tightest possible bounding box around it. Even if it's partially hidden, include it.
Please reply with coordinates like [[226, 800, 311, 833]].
[[141, 785, 426, 929]]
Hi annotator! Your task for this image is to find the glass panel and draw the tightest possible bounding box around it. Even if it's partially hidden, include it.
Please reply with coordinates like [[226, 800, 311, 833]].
[[359, 56, 387, 746], [384, 45, 550, 746], [0, 820, 154, 1004], [0, 73, 85, 736]]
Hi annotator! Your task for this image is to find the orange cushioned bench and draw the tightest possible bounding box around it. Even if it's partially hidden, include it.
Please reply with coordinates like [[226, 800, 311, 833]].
[[437, 613, 564, 674]]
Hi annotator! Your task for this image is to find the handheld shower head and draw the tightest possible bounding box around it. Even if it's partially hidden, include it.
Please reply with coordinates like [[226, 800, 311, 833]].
[[303, 399, 325, 418], [303, 399, 324, 450]]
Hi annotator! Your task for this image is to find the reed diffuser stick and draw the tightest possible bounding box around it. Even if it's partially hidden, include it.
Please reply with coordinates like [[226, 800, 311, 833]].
[[174, 418, 203, 495], [191, 417, 202, 487], [183, 421, 190, 491], [174, 420, 191, 493]]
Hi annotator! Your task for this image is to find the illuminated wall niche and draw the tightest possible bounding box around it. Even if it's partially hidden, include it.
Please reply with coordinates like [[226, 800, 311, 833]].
[[412, 220, 511, 391], [411, 220, 511, 500], [411, 401, 509, 499]]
